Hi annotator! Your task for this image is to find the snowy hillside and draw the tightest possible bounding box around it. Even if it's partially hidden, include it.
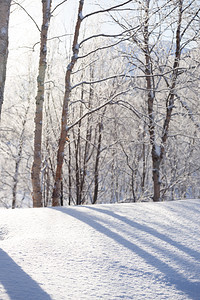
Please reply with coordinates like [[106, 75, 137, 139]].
[[0, 200, 200, 300]]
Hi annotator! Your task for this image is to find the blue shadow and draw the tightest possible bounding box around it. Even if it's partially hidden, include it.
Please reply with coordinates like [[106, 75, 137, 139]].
[[0, 248, 51, 300], [86, 205, 200, 260], [54, 206, 200, 300]]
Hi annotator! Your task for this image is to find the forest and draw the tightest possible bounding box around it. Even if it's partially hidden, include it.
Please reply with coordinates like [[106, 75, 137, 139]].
[[0, 0, 200, 208]]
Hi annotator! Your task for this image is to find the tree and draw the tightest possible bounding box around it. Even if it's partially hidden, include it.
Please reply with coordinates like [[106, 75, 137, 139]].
[[110, 0, 200, 201], [12, 98, 31, 209], [0, 78, 34, 209], [143, 0, 200, 201], [52, 0, 85, 206], [52, 0, 133, 206], [0, 0, 11, 119], [1, 0, 200, 208], [31, 0, 52, 207]]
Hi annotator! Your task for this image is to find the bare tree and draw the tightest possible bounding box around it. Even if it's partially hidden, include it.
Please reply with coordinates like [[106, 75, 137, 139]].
[[31, 0, 52, 207], [110, 0, 200, 202], [2, 0, 199, 208], [12, 99, 31, 209], [0, 0, 11, 118], [92, 110, 105, 204], [52, 0, 134, 206], [52, 0, 85, 206]]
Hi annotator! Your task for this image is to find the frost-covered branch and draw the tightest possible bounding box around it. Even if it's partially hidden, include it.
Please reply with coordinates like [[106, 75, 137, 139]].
[[79, 27, 139, 47], [67, 89, 129, 131]]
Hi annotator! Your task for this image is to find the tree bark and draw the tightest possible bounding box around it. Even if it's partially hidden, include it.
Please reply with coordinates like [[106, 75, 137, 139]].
[[75, 122, 81, 205], [52, 0, 84, 206], [68, 142, 72, 205], [92, 121, 103, 204], [12, 103, 30, 209], [0, 0, 11, 119], [31, 0, 52, 207], [143, 1, 161, 201], [144, 0, 183, 201]]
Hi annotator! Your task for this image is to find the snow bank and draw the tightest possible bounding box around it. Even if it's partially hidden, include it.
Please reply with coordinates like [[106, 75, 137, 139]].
[[0, 200, 200, 299]]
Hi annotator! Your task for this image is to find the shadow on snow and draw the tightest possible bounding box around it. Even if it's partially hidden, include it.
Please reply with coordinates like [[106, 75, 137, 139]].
[[54, 205, 200, 300], [0, 248, 51, 300]]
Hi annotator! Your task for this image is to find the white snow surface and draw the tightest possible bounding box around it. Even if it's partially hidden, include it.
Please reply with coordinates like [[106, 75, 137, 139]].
[[0, 200, 200, 300]]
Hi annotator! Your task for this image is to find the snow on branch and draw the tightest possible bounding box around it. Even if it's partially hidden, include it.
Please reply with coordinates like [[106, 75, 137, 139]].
[[66, 89, 129, 131], [79, 26, 139, 47], [177, 95, 200, 131], [71, 74, 129, 90], [71, 67, 189, 90]]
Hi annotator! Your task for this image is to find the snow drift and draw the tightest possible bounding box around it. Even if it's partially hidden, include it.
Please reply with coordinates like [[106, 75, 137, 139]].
[[0, 200, 200, 299]]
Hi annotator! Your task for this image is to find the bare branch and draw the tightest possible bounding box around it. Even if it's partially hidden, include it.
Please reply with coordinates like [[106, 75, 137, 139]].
[[31, 33, 72, 51], [51, 0, 69, 15], [181, 7, 200, 39], [78, 35, 135, 60], [12, 1, 41, 32], [177, 95, 200, 131], [67, 90, 129, 131], [71, 67, 188, 90], [79, 26, 139, 47], [83, 0, 133, 20]]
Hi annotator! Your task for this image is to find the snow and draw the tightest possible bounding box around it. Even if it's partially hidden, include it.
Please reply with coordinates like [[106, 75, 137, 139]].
[[46, 0, 51, 10], [74, 43, 80, 50], [155, 143, 161, 157], [1, 27, 7, 35], [0, 200, 200, 299], [79, 12, 84, 20]]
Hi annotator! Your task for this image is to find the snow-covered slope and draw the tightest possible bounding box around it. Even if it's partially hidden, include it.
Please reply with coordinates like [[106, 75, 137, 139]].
[[0, 200, 200, 300]]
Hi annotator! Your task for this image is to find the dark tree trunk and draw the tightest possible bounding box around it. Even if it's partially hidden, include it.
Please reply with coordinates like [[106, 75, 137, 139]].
[[92, 121, 103, 204], [52, 0, 84, 206], [32, 0, 52, 207], [0, 0, 11, 118]]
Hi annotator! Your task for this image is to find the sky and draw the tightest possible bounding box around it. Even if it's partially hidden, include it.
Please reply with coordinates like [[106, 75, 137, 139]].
[[7, 0, 121, 78]]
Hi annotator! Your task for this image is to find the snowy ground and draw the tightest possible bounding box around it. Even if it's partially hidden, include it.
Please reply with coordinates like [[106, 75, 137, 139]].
[[0, 200, 200, 300]]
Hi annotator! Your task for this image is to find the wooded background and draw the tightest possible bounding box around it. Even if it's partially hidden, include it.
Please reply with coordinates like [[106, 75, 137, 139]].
[[0, 0, 200, 208]]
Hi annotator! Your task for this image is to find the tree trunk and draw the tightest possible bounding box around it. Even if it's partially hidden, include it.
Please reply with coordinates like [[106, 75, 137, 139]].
[[141, 129, 146, 194], [31, 0, 52, 207], [0, 0, 11, 119], [143, 0, 183, 201], [92, 120, 103, 204], [143, 1, 161, 201], [75, 123, 81, 205], [12, 103, 30, 209], [52, 0, 84, 206], [152, 145, 161, 202], [68, 142, 72, 205]]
